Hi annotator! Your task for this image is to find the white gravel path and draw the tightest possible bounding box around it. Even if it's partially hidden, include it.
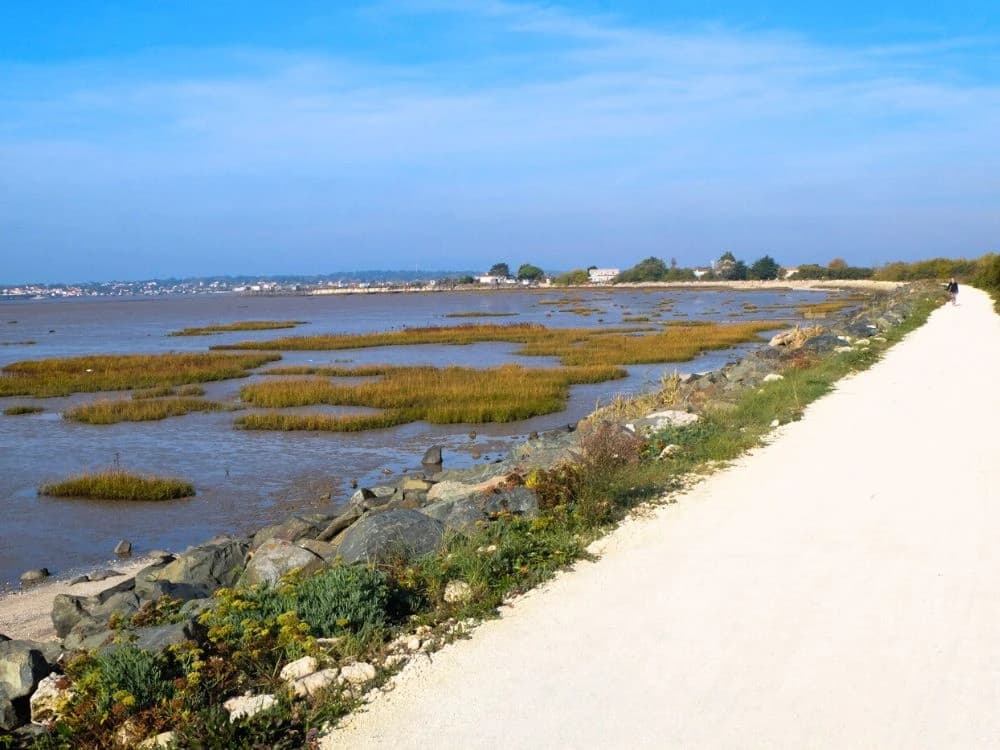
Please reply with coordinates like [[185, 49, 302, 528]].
[[330, 287, 1000, 749]]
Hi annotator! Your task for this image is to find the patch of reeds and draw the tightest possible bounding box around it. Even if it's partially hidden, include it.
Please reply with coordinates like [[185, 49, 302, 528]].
[[237, 363, 627, 430], [215, 321, 772, 367], [0, 352, 280, 398], [132, 386, 176, 399], [64, 398, 228, 424], [176, 384, 206, 396], [0, 340, 37, 346], [797, 299, 853, 318], [169, 320, 306, 336], [622, 315, 650, 322], [263, 364, 392, 377], [39, 470, 195, 501], [4, 405, 43, 415]]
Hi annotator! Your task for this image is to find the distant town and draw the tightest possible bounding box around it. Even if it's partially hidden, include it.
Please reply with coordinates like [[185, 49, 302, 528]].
[[0, 254, 887, 300]]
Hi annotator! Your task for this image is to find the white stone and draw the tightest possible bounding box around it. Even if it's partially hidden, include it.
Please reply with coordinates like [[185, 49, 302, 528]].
[[834, 346, 853, 353], [873, 336, 887, 343], [384, 654, 408, 669], [279, 656, 318, 683], [770, 419, 780, 428], [292, 668, 339, 698], [315, 636, 344, 650], [658, 444, 680, 459], [646, 410, 699, 428], [763, 373, 784, 382], [223, 693, 277, 722], [138, 732, 176, 749], [405, 636, 423, 651], [854, 338, 871, 346], [338, 662, 376, 686], [30, 674, 75, 725], [444, 580, 473, 604]]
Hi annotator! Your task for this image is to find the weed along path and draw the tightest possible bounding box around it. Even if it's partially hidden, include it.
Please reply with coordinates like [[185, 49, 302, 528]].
[[329, 287, 1000, 750]]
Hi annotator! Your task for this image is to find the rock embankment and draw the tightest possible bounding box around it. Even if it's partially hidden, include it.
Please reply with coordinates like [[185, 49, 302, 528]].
[[0, 283, 927, 741]]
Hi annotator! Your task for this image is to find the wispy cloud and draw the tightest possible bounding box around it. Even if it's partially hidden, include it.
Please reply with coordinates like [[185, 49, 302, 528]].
[[1, 0, 999, 279]]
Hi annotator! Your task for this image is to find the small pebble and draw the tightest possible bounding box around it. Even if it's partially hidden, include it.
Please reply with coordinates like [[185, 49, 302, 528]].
[[113, 539, 132, 556]]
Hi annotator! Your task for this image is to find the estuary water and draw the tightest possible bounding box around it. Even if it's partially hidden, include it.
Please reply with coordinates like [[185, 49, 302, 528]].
[[0, 287, 835, 589]]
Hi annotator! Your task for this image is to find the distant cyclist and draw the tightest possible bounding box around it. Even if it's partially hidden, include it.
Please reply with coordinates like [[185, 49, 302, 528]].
[[946, 277, 959, 305]]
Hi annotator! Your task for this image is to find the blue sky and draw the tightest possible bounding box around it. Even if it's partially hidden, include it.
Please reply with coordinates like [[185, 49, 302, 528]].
[[1, 1, 999, 283]]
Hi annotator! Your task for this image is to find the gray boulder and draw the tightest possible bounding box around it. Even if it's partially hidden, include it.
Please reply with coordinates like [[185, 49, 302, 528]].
[[19, 569, 49, 585], [0, 641, 54, 700], [52, 577, 138, 638], [317, 506, 363, 542], [251, 514, 332, 551], [421, 445, 443, 465], [244, 540, 326, 586], [337, 509, 445, 564], [134, 539, 248, 601], [422, 487, 539, 533], [0, 639, 58, 730], [801, 333, 842, 353]]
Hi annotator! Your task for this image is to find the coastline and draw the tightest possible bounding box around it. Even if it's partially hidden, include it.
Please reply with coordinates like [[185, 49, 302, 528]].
[[0, 283, 904, 641], [0, 557, 155, 641]]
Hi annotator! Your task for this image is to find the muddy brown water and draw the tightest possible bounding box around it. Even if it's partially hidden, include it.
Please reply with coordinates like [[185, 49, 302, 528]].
[[0, 288, 834, 591]]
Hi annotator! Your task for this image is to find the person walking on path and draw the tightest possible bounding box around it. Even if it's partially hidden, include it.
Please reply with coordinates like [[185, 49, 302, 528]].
[[947, 277, 959, 304]]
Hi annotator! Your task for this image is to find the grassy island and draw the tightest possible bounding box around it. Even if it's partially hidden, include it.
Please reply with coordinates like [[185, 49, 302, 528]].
[[0, 351, 280, 398], [237, 363, 626, 430], [213, 321, 775, 367], [39, 470, 195, 501], [169, 320, 306, 336], [65, 397, 228, 424]]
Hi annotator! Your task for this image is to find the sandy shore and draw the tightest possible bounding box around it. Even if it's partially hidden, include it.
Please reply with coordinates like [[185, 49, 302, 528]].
[[0, 558, 154, 642], [330, 287, 1000, 749]]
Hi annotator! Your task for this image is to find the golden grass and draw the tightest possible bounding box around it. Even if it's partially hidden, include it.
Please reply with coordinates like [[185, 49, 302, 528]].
[[215, 321, 772, 367], [39, 470, 194, 501], [797, 299, 853, 317], [4, 405, 43, 415], [65, 398, 229, 424], [263, 365, 393, 377], [0, 352, 280, 398], [132, 386, 176, 399], [237, 363, 627, 430], [169, 320, 306, 336]]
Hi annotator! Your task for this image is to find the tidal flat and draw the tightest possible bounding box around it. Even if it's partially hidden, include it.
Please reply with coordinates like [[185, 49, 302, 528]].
[[0, 286, 862, 589]]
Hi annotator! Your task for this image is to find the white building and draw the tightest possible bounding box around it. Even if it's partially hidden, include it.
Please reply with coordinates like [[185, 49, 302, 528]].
[[588, 268, 619, 284]]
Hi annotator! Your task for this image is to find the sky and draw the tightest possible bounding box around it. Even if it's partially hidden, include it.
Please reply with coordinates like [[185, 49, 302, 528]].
[[1, 1, 999, 283]]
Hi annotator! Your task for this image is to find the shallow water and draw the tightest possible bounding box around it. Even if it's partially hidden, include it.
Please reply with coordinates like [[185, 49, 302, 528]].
[[0, 288, 833, 590]]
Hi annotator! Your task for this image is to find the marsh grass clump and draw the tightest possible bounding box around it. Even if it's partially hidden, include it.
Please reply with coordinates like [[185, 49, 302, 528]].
[[169, 320, 306, 336], [0, 351, 280, 398], [176, 384, 206, 396], [215, 321, 774, 367], [3, 404, 43, 415], [65, 397, 228, 424], [797, 299, 854, 318], [39, 470, 195, 500], [132, 386, 176, 399], [236, 364, 627, 430]]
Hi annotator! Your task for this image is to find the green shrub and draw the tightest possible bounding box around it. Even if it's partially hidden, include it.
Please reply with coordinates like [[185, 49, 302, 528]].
[[295, 565, 390, 638], [90, 645, 174, 715]]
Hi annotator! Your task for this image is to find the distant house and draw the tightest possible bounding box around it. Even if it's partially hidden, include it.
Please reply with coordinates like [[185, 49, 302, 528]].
[[477, 275, 502, 285], [782, 267, 800, 279], [588, 268, 619, 284], [693, 268, 712, 279]]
